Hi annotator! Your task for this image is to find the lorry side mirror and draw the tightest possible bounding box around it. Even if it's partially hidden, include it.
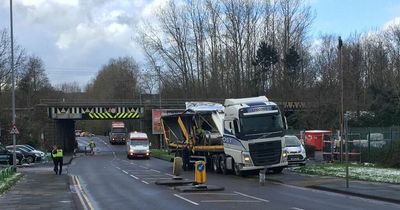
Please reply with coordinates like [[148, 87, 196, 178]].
[[149, 142, 152, 147], [283, 116, 288, 130]]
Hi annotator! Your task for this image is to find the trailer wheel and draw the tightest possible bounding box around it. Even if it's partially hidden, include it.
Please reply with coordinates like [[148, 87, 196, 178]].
[[212, 155, 220, 173], [219, 154, 228, 175]]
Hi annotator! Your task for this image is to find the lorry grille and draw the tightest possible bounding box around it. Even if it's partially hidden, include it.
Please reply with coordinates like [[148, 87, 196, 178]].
[[249, 140, 281, 166]]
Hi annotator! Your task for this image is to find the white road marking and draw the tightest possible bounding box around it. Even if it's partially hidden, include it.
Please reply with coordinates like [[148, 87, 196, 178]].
[[73, 176, 95, 210], [122, 170, 128, 174], [141, 180, 150, 184], [165, 173, 174, 177], [139, 166, 148, 169], [115, 167, 121, 170], [291, 207, 305, 210], [234, 191, 270, 203], [181, 193, 237, 196], [130, 175, 139, 180], [174, 194, 199, 206], [142, 177, 171, 180], [150, 169, 161, 173], [130, 162, 136, 165], [200, 200, 261, 203]]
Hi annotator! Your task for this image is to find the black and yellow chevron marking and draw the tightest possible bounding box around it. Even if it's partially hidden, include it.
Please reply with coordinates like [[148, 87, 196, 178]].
[[88, 112, 140, 119]]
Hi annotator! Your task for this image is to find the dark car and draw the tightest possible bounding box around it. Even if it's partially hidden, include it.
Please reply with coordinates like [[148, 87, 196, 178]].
[[0, 145, 24, 165], [6, 146, 37, 164], [15, 145, 45, 161]]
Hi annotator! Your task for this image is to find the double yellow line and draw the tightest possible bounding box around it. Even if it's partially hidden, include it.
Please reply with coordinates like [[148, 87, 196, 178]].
[[71, 175, 94, 210]]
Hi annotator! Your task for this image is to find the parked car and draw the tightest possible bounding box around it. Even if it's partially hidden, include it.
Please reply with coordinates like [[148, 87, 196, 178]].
[[284, 135, 307, 166], [17, 145, 45, 161], [6, 146, 38, 164], [0, 145, 24, 165]]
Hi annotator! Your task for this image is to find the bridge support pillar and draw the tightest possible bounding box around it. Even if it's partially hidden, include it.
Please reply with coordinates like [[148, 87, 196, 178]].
[[55, 120, 76, 153]]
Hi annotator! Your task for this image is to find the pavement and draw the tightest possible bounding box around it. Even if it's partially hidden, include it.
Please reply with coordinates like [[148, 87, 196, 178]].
[[0, 153, 81, 210], [1, 154, 400, 209]]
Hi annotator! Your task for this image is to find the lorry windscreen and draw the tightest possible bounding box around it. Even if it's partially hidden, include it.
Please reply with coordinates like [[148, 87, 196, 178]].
[[239, 113, 284, 140], [112, 128, 125, 133]]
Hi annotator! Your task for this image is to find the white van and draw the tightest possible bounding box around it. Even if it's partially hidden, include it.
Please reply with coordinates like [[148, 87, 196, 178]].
[[126, 132, 150, 159]]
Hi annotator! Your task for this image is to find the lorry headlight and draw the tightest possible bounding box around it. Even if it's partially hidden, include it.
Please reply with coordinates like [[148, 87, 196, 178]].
[[243, 154, 252, 165], [146, 149, 150, 153], [129, 149, 134, 153]]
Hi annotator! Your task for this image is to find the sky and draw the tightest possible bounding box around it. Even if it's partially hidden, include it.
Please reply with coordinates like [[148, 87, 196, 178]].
[[0, 0, 399, 88]]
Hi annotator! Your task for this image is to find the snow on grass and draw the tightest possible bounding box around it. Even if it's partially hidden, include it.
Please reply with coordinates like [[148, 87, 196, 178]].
[[294, 164, 400, 184]]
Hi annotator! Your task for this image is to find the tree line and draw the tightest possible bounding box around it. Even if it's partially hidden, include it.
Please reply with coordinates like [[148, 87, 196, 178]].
[[137, 0, 400, 129]]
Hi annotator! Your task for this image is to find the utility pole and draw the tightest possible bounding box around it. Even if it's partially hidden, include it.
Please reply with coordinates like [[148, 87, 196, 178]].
[[9, 0, 17, 170], [157, 66, 162, 149], [345, 112, 349, 188], [338, 36, 343, 163]]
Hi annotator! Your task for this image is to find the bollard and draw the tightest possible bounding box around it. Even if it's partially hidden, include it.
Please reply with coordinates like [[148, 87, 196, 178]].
[[173, 157, 183, 177], [195, 161, 206, 185], [259, 169, 266, 186]]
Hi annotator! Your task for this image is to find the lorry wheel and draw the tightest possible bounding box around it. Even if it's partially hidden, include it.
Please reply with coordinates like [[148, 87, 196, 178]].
[[234, 163, 243, 176], [212, 155, 220, 173], [219, 154, 228, 175]]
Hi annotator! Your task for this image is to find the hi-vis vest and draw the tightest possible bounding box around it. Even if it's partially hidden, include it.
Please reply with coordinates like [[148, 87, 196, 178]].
[[54, 149, 63, 158]]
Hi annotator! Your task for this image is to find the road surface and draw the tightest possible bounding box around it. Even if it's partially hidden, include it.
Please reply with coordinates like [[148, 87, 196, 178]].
[[69, 136, 400, 210]]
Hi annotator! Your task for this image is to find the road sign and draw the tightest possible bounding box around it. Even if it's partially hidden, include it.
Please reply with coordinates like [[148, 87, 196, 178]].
[[9, 125, 19, 135]]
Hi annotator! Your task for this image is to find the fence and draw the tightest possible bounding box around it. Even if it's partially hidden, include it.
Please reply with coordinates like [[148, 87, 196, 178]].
[[289, 127, 400, 166]]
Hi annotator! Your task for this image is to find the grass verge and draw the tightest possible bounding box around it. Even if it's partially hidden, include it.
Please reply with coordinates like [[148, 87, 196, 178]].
[[0, 173, 23, 194], [292, 163, 400, 184], [150, 149, 174, 162]]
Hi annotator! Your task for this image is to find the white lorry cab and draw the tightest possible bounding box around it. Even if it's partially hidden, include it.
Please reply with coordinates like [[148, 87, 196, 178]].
[[126, 132, 150, 159], [223, 96, 288, 174]]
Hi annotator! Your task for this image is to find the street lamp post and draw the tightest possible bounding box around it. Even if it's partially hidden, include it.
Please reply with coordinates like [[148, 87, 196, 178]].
[[9, 0, 17, 170]]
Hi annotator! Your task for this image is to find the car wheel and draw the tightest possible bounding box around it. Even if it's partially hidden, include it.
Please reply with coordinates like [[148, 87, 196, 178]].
[[17, 158, 22, 165], [26, 156, 34, 164]]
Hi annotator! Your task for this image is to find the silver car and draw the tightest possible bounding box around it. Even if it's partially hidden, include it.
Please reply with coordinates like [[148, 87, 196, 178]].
[[284, 135, 306, 166]]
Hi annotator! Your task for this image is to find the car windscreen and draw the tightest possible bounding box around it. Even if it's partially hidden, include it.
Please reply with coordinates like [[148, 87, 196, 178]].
[[17, 147, 29, 153], [285, 136, 301, 147], [129, 140, 148, 146], [18, 146, 33, 152], [24, 145, 35, 150]]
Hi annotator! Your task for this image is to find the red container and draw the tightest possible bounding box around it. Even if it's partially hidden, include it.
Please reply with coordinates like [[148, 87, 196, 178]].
[[304, 130, 332, 151]]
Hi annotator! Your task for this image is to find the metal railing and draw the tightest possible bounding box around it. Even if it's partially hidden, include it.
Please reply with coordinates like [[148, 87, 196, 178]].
[[0, 166, 15, 181]]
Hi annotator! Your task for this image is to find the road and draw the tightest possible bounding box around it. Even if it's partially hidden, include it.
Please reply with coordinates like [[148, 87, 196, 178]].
[[69, 136, 400, 210]]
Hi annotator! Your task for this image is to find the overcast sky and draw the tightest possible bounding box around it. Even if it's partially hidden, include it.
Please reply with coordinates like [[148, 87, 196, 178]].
[[0, 0, 399, 88]]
